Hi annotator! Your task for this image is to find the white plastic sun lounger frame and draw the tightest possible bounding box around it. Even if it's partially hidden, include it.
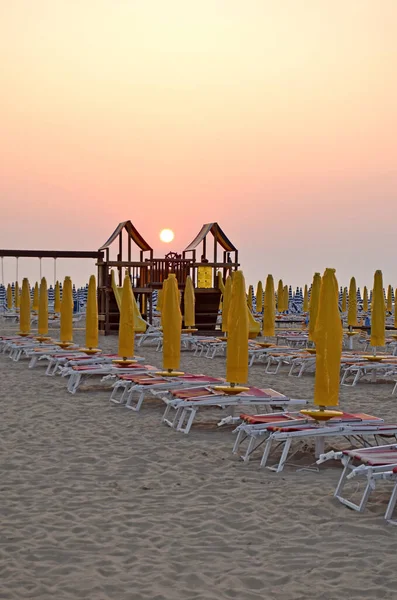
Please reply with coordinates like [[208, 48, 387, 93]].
[[260, 426, 397, 473], [63, 363, 147, 394], [340, 363, 397, 387], [109, 378, 224, 411], [159, 393, 308, 435], [316, 444, 397, 519]]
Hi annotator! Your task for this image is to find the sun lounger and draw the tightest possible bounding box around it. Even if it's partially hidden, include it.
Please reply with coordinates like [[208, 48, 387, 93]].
[[158, 387, 308, 434], [340, 359, 397, 386], [61, 359, 148, 394], [316, 444, 397, 521], [42, 353, 119, 376], [109, 373, 225, 410], [260, 420, 397, 473], [232, 411, 385, 463]]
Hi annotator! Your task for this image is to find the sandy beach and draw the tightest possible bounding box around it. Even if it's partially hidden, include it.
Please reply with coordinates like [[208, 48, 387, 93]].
[[1, 323, 397, 600]]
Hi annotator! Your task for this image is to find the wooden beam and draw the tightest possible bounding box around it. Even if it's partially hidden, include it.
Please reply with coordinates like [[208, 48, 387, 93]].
[[0, 249, 102, 259]]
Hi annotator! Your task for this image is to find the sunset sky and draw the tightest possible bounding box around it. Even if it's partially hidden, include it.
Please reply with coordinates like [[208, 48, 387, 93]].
[[1, 1, 396, 289]]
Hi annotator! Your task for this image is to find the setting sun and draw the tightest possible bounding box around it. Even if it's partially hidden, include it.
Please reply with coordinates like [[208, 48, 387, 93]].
[[159, 229, 175, 243]]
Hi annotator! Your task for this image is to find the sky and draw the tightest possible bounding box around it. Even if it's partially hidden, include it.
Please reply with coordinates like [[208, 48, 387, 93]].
[[0, 0, 396, 289]]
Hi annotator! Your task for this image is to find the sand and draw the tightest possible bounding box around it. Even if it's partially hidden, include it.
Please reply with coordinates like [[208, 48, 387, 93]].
[[1, 323, 397, 600]]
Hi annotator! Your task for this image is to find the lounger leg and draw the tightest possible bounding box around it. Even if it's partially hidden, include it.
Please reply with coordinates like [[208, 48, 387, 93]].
[[161, 403, 174, 427], [110, 382, 126, 404], [274, 439, 292, 472], [28, 355, 37, 369], [259, 437, 274, 469], [232, 430, 246, 454], [392, 382, 397, 396], [385, 483, 397, 524], [334, 457, 374, 512], [126, 389, 145, 412], [69, 373, 81, 394], [334, 457, 352, 498], [178, 408, 197, 434], [241, 435, 267, 462]]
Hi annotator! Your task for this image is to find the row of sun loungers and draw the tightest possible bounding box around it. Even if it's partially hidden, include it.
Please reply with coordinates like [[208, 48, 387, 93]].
[[3, 333, 397, 523]]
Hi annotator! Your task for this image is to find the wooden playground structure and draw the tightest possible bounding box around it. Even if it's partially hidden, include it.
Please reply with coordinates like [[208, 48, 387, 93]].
[[0, 221, 239, 335], [97, 221, 239, 335]]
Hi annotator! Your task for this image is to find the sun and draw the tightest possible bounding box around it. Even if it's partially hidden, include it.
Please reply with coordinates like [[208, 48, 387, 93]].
[[159, 228, 175, 243]]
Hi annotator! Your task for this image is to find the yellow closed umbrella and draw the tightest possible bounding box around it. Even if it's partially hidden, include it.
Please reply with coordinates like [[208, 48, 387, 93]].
[[226, 270, 249, 386], [283, 285, 289, 312], [117, 272, 135, 360], [277, 280, 284, 313], [311, 268, 343, 410], [256, 281, 263, 313], [341, 288, 347, 312], [184, 275, 195, 328], [37, 277, 49, 338], [19, 278, 31, 335], [15, 281, 20, 309], [54, 281, 61, 314], [161, 273, 182, 373], [363, 286, 369, 312], [303, 285, 309, 312], [7, 284, 12, 309], [60, 276, 73, 345], [222, 276, 232, 333], [32, 282, 39, 312], [84, 275, 99, 351], [247, 285, 254, 312], [387, 285, 393, 313], [263, 274, 275, 337], [370, 270, 385, 350], [347, 277, 357, 327], [308, 273, 321, 342]]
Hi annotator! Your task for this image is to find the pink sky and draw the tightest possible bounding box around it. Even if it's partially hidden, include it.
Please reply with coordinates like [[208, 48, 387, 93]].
[[1, 0, 396, 289]]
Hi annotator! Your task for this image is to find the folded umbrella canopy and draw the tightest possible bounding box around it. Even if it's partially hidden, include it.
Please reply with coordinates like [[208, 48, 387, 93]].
[[263, 274, 275, 337], [184, 275, 195, 328], [387, 285, 393, 313], [256, 280, 263, 313], [54, 281, 61, 314], [6, 284, 12, 309], [347, 277, 357, 327], [370, 270, 385, 350], [363, 286, 369, 312], [85, 275, 99, 351], [118, 273, 135, 360], [19, 278, 31, 335], [312, 268, 343, 408], [226, 270, 249, 386], [277, 279, 284, 313], [38, 277, 48, 337], [60, 276, 73, 344], [162, 273, 182, 373]]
